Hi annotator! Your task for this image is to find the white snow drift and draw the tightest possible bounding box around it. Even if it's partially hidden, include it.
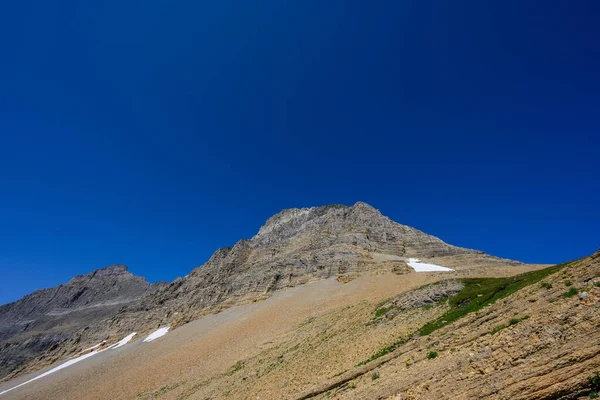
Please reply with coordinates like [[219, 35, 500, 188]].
[[0, 350, 100, 396], [77, 341, 105, 355], [143, 326, 170, 342], [407, 258, 453, 272], [0, 332, 137, 397], [109, 332, 137, 349]]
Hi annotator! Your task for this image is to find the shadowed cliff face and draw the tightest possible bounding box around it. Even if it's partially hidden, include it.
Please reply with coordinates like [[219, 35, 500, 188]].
[[0, 265, 161, 380], [0, 202, 520, 382]]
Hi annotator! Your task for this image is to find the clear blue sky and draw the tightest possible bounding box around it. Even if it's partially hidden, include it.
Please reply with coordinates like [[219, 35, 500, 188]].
[[1, 1, 598, 305]]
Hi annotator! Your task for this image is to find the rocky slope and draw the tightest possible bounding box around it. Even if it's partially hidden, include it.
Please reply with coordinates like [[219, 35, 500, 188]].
[[313, 250, 600, 400], [0, 258, 543, 400], [0, 202, 522, 383], [110, 252, 593, 400], [0, 265, 161, 380]]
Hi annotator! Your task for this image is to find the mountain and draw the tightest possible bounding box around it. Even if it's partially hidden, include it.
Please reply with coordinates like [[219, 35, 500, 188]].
[[0, 265, 162, 380], [107, 202, 517, 332], [0, 202, 521, 383]]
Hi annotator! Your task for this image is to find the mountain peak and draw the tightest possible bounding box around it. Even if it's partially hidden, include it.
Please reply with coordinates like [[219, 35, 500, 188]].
[[0, 262, 159, 379], [352, 201, 377, 210], [253, 204, 344, 240], [143, 201, 480, 325], [253, 202, 388, 241], [92, 264, 130, 277], [68, 264, 132, 283]]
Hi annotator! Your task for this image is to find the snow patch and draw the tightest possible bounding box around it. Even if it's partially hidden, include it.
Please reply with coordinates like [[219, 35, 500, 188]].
[[77, 341, 105, 354], [108, 333, 137, 349], [0, 332, 138, 397], [407, 258, 453, 272], [143, 326, 170, 342], [0, 350, 99, 396]]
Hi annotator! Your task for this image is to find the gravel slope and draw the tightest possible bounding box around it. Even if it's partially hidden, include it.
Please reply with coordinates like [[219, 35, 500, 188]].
[[0, 261, 544, 400]]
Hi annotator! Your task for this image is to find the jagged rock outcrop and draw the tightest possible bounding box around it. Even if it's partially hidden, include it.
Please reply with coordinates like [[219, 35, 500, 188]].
[[0, 265, 161, 380]]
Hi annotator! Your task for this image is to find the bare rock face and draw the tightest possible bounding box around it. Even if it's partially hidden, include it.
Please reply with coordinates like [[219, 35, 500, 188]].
[[374, 280, 465, 321], [0, 265, 159, 380]]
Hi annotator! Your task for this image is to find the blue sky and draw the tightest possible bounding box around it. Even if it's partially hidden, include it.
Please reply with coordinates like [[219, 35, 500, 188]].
[[1, 1, 598, 305]]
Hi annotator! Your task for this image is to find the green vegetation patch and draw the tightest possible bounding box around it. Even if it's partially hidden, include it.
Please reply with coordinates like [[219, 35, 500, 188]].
[[355, 338, 405, 367], [590, 372, 600, 398], [510, 315, 529, 325], [331, 369, 348, 378], [490, 324, 507, 335], [563, 288, 578, 298], [491, 315, 529, 335], [374, 306, 391, 318], [357, 260, 577, 368], [226, 361, 244, 376], [427, 351, 438, 359], [418, 261, 573, 336]]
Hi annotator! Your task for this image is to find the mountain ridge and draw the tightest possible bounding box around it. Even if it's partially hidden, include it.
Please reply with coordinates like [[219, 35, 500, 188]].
[[0, 202, 523, 383], [0, 263, 161, 381], [106, 202, 518, 337]]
